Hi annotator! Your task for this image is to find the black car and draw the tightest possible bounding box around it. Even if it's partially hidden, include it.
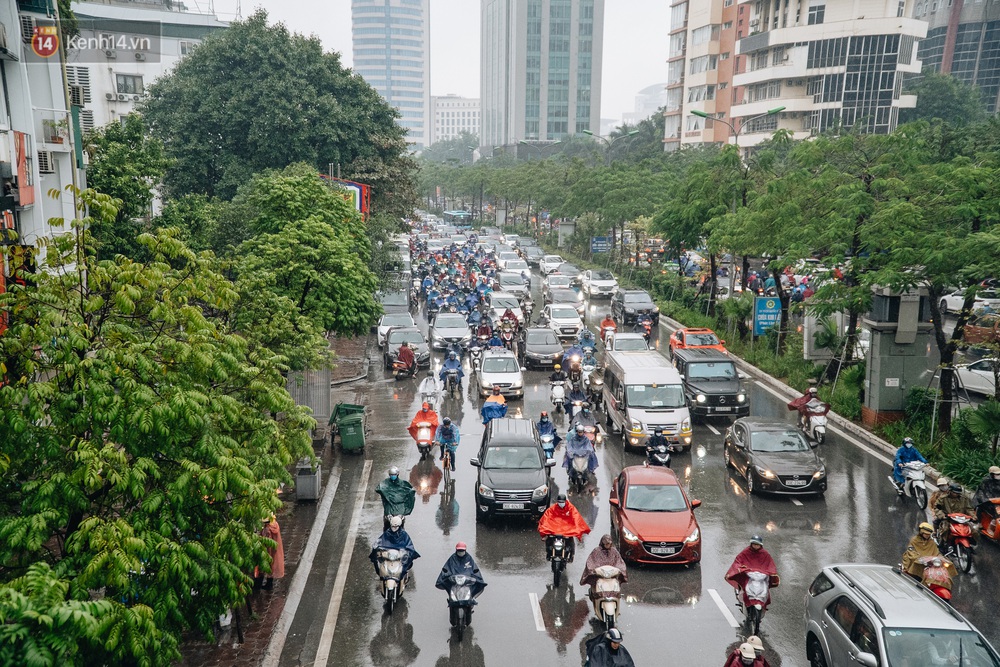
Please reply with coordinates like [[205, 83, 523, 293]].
[[554, 262, 583, 287], [723, 419, 827, 495], [519, 327, 564, 369], [383, 326, 431, 368], [611, 289, 660, 325], [673, 349, 749, 420], [522, 246, 545, 266], [471, 418, 554, 521], [548, 288, 586, 317]]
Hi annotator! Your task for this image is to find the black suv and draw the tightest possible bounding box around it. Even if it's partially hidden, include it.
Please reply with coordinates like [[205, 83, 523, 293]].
[[673, 349, 749, 420], [471, 418, 554, 521], [611, 289, 660, 325]]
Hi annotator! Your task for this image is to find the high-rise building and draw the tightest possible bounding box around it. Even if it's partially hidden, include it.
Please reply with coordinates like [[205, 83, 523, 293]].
[[431, 94, 481, 144], [352, 0, 431, 149], [622, 83, 669, 126], [916, 0, 1000, 112], [481, 0, 605, 149]]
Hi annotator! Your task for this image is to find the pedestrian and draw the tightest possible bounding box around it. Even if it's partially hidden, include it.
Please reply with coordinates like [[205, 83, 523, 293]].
[[257, 514, 285, 590]]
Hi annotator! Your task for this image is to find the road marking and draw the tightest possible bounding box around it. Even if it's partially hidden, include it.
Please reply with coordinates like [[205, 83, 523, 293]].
[[708, 588, 740, 628], [791, 498, 803, 506], [261, 471, 342, 667], [705, 423, 722, 436], [528, 592, 546, 632], [314, 459, 372, 667]]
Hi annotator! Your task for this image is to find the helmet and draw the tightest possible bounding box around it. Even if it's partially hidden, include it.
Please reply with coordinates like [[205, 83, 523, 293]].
[[747, 636, 764, 654], [606, 313, 612, 319], [808, 387, 818, 395], [401, 341, 409, 347], [389, 516, 403, 530], [903, 437, 914, 446], [493, 386, 501, 394], [749, 535, 764, 546], [556, 493, 567, 502], [654, 427, 663, 435], [449, 351, 457, 359], [540, 411, 549, 418], [388, 466, 400, 477], [990, 466, 1000, 476], [443, 417, 452, 426], [739, 643, 756, 661], [936, 476, 950, 489], [455, 541, 467, 551], [606, 628, 623, 643], [576, 424, 584, 433], [554, 364, 561, 370], [919, 522, 934, 533], [948, 482, 963, 494], [427, 370, 435, 377], [422, 402, 431, 411]]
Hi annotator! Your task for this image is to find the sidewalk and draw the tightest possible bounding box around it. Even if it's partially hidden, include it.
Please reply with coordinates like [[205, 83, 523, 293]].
[[178, 335, 370, 667]]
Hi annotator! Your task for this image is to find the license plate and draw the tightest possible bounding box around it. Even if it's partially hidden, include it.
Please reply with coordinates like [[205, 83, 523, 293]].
[[786, 480, 808, 486], [502, 502, 524, 510], [714, 406, 733, 412], [650, 546, 676, 555]]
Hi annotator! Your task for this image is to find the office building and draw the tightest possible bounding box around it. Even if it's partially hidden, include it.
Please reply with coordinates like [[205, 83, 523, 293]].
[[622, 83, 669, 125], [916, 0, 1000, 112], [481, 0, 605, 149], [352, 0, 431, 149], [431, 94, 480, 144]]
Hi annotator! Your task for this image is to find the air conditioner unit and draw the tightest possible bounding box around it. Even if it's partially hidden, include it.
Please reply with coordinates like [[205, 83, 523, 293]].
[[0, 22, 8, 50], [105, 92, 114, 100], [783, 54, 790, 61], [134, 52, 146, 61], [37, 150, 54, 174], [20, 16, 34, 44], [117, 94, 127, 101], [104, 49, 117, 59], [132, 95, 139, 102], [750, 18, 760, 26], [69, 84, 85, 108]]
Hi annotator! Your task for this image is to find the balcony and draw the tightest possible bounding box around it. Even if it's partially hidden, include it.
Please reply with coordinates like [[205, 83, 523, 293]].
[[17, 0, 52, 14], [35, 109, 72, 152]]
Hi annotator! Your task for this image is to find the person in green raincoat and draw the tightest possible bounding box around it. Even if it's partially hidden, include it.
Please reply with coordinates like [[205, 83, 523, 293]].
[[376, 465, 416, 530]]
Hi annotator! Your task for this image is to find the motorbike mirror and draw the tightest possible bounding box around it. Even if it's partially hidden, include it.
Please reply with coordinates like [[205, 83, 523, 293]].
[[855, 654, 878, 667], [691, 499, 702, 509], [544, 458, 556, 468], [608, 497, 620, 506], [470, 458, 481, 467]]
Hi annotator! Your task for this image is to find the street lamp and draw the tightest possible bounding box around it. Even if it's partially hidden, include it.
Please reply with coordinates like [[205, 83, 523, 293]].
[[518, 140, 562, 160], [583, 129, 641, 165], [690, 105, 785, 149]]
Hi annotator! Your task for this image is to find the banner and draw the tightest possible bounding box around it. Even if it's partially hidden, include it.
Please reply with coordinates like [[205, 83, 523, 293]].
[[753, 296, 781, 336]]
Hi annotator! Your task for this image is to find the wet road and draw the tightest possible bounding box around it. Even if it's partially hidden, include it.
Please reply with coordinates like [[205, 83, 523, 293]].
[[278, 271, 1000, 667]]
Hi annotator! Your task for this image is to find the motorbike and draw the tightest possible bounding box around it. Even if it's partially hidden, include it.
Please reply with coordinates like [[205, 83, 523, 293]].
[[444, 368, 461, 399], [579, 424, 603, 446], [567, 354, 583, 384], [890, 461, 928, 509], [977, 499, 1000, 542], [469, 344, 484, 372], [638, 319, 652, 342], [428, 299, 441, 317], [734, 570, 776, 636], [414, 421, 434, 460], [646, 443, 671, 467], [585, 372, 604, 410], [600, 325, 617, 343], [940, 513, 976, 574], [590, 565, 623, 631], [546, 535, 571, 588], [444, 574, 476, 640], [580, 339, 597, 356], [912, 556, 957, 603], [797, 398, 830, 444], [540, 433, 556, 462], [393, 359, 417, 380], [375, 548, 409, 613], [569, 453, 590, 492], [550, 381, 566, 414]]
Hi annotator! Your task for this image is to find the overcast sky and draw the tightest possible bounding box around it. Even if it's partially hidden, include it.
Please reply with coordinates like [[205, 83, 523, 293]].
[[209, 0, 669, 122]]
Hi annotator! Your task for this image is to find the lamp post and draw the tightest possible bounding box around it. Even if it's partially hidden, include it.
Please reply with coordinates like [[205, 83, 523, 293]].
[[518, 139, 562, 160], [690, 105, 785, 153], [583, 129, 640, 166]]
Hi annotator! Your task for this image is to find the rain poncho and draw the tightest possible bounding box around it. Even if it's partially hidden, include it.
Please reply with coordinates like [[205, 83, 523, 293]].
[[369, 528, 420, 576], [480, 400, 507, 425], [902, 534, 940, 576], [893, 444, 927, 483], [538, 501, 591, 539], [375, 477, 416, 517], [536, 419, 561, 448], [408, 408, 439, 441], [580, 540, 627, 588], [563, 433, 598, 472], [725, 546, 778, 605], [435, 552, 487, 602], [585, 634, 636, 667], [571, 410, 598, 430]]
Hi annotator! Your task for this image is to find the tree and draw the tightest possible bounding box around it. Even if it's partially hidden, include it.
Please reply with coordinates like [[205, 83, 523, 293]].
[[899, 72, 988, 127], [83, 113, 169, 260], [0, 189, 314, 665], [142, 10, 417, 217], [155, 194, 221, 254], [420, 132, 479, 165]]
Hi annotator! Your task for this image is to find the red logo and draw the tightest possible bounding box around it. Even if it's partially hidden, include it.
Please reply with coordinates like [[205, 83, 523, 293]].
[[31, 26, 59, 58]]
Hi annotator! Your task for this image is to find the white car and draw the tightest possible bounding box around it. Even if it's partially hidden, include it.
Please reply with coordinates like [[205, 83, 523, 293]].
[[497, 251, 521, 270], [540, 255, 565, 275], [539, 303, 584, 341], [377, 312, 416, 347], [488, 292, 525, 326], [503, 234, 521, 246], [605, 332, 649, 351], [955, 358, 998, 395], [581, 269, 619, 298], [939, 289, 1000, 315], [505, 259, 530, 274], [477, 348, 525, 398]]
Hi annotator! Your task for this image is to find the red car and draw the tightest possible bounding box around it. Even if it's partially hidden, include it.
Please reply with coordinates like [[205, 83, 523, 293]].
[[609, 466, 702, 565], [669, 327, 727, 358]]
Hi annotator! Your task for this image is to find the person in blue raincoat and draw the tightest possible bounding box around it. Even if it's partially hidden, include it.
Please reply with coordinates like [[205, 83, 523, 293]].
[[435, 417, 461, 471], [369, 516, 420, 578], [536, 410, 561, 458], [480, 399, 507, 425], [563, 342, 585, 368], [467, 309, 483, 328], [893, 437, 927, 492], [563, 423, 598, 473], [439, 351, 465, 384], [487, 330, 504, 348]]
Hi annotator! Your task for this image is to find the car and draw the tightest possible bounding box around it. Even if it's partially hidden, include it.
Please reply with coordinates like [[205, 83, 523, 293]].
[[503, 233, 521, 246], [542, 274, 575, 302], [540, 255, 565, 275], [939, 289, 1000, 315], [964, 313, 1000, 346], [522, 247, 545, 266], [504, 259, 531, 275], [429, 312, 472, 350], [378, 289, 411, 315], [497, 271, 530, 299], [604, 332, 649, 352], [673, 349, 749, 420], [611, 289, 660, 325], [955, 358, 998, 395], [487, 292, 525, 326], [519, 327, 564, 369], [450, 234, 469, 245], [470, 418, 553, 520], [548, 288, 586, 317], [476, 348, 525, 398], [723, 419, 827, 495], [383, 326, 431, 369], [668, 327, 728, 357], [805, 563, 1000, 667], [377, 312, 416, 347], [539, 303, 584, 341], [581, 269, 619, 298], [497, 251, 521, 270], [608, 465, 702, 565], [554, 263, 583, 286]]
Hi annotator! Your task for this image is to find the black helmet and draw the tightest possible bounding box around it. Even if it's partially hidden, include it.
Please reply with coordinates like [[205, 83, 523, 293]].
[[556, 493, 567, 502], [443, 417, 452, 426], [750, 534, 764, 546], [948, 482, 963, 494], [654, 427, 663, 435]]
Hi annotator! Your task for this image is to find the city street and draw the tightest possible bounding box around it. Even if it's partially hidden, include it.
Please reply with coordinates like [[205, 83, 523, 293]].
[[277, 270, 1000, 667]]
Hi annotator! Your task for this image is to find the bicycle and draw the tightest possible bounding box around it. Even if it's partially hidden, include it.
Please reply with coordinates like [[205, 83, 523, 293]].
[[442, 446, 453, 489]]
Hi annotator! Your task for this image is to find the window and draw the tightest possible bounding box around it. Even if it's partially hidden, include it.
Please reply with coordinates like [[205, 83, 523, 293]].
[[808, 1, 825, 25], [686, 114, 704, 131], [721, 52, 731, 60], [808, 573, 834, 596], [690, 54, 719, 74], [116, 74, 143, 95], [723, 21, 733, 29], [691, 24, 721, 45], [687, 84, 716, 101], [827, 597, 860, 637], [179, 40, 196, 56]]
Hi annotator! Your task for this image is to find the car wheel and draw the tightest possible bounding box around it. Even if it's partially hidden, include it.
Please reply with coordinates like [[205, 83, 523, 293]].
[[808, 639, 828, 667], [746, 469, 755, 494], [724, 447, 732, 469], [940, 299, 949, 314]]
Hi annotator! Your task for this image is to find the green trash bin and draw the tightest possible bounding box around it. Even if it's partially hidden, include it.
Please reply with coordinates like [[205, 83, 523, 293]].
[[337, 413, 366, 452]]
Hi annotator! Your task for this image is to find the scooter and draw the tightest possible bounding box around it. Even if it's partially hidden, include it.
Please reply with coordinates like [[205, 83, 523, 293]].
[[912, 555, 957, 603], [414, 421, 434, 460], [977, 499, 1000, 542], [940, 513, 976, 574], [646, 444, 671, 467], [600, 325, 617, 344], [890, 461, 928, 509], [590, 565, 623, 631], [444, 368, 462, 399], [798, 399, 830, 444], [540, 433, 556, 462], [567, 355, 583, 384], [375, 548, 409, 614], [550, 380, 566, 414], [444, 574, 476, 640], [469, 345, 484, 372], [638, 319, 652, 342], [586, 373, 604, 410], [546, 535, 571, 588], [734, 570, 774, 636], [569, 454, 590, 492], [393, 360, 417, 380]]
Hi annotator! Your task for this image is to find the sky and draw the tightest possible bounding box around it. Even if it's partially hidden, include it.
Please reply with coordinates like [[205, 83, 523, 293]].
[[208, 0, 670, 123]]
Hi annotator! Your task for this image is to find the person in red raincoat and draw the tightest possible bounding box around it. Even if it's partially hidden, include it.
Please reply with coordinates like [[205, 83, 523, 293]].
[[725, 535, 779, 610], [407, 402, 439, 442], [538, 493, 591, 562]]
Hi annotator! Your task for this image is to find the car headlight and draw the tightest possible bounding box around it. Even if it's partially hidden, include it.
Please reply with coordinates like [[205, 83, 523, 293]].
[[625, 308, 635, 313], [684, 527, 700, 544], [681, 417, 692, 433], [532, 484, 549, 500], [755, 466, 776, 479], [461, 334, 471, 342], [653, 306, 660, 313], [813, 468, 826, 479], [622, 526, 640, 544], [737, 393, 746, 403], [478, 484, 494, 499], [696, 394, 707, 403], [630, 419, 644, 434]]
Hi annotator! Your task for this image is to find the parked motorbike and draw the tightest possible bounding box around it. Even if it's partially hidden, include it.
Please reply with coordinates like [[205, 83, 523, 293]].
[[890, 461, 928, 508], [646, 443, 672, 467], [733, 570, 776, 636], [444, 574, 476, 640], [414, 421, 434, 460], [589, 565, 623, 630], [393, 360, 417, 380], [797, 398, 830, 444], [569, 453, 590, 492], [550, 380, 566, 414], [546, 535, 572, 588], [444, 368, 461, 399], [375, 548, 409, 613], [940, 513, 976, 574]]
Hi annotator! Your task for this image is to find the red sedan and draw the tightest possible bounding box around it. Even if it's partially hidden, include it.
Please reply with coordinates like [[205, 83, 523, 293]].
[[609, 465, 702, 565]]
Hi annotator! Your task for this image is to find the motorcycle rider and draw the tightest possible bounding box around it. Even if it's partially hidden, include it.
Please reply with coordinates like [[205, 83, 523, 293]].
[[973, 466, 1000, 531], [368, 515, 420, 580], [487, 329, 504, 348], [565, 383, 588, 419], [418, 370, 440, 407], [893, 437, 928, 493], [438, 351, 465, 387], [934, 482, 975, 528], [581, 348, 599, 370], [375, 466, 416, 531], [571, 404, 598, 432], [585, 628, 636, 667], [723, 643, 761, 667], [435, 417, 460, 471], [578, 328, 597, 350], [787, 386, 823, 430], [536, 411, 562, 448], [480, 392, 507, 425], [580, 534, 627, 591], [633, 312, 653, 335], [563, 341, 585, 369], [928, 476, 951, 518], [599, 313, 617, 340], [550, 363, 569, 385], [476, 320, 493, 340], [435, 542, 487, 609], [538, 493, 591, 563], [407, 402, 440, 442], [485, 385, 506, 406], [725, 535, 779, 608], [902, 522, 941, 577], [396, 341, 417, 375], [501, 307, 520, 327], [747, 636, 772, 667], [646, 427, 672, 463], [564, 423, 599, 475]]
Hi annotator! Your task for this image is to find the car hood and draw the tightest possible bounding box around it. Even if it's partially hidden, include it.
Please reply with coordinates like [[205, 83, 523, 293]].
[[526, 343, 564, 355], [550, 316, 583, 327], [590, 280, 618, 288], [622, 509, 697, 542], [751, 450, 822, 475], [686, 378, 743, 396], [433, 326, 470, 339], [481, 467, 546, 490], [479, 369, 522, 385], [629, 406, 687, 426]]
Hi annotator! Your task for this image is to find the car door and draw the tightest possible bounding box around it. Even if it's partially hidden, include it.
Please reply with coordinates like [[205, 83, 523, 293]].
[[962, 360, 997, 394], [731, 423, 750, 475], [823, 596, 862, 667]]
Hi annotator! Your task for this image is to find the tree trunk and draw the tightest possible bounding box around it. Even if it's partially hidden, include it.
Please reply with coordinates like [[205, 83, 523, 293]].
[[707, 253, 718, 317], [772, 268, 790, 354], [928, 285, 978, 435], [741, 255, 750, 291]]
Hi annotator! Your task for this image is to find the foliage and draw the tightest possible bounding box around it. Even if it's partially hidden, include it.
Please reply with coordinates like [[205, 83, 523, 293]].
[[155, 194, 221, 254], [0, 189, 314, 665], [421, 132, 479, 165], [966, 399, 1000, 455], [899, 73, 988, 127]]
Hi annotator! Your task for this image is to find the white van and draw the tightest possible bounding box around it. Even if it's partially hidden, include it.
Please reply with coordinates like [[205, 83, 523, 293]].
[[603, 351, 693, 451]]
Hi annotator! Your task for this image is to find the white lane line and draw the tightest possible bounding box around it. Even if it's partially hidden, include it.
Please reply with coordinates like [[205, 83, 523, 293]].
[[528, 592, 546, 632], [708, 588, 740, 628], [314, 459, 372, 667], [705, 423, 722, 436], [261, 471, 342, 667], [791, 498, 804, 506]]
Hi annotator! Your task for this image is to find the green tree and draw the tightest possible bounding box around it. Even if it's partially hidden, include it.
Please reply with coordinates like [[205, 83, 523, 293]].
[[899, 72, 988, 127], [142, 10, 417, 216], [421, 132, 479, 164], [155, 193, 221, 254], [0, 189, 313, 665]]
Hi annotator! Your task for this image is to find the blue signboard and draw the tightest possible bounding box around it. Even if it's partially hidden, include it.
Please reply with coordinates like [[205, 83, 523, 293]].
[[591, 236, 612, 253], [753, 296, 781, 336]]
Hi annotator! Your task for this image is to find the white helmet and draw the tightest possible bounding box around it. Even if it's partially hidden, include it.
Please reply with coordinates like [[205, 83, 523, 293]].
[[389, 516, 403, 531]]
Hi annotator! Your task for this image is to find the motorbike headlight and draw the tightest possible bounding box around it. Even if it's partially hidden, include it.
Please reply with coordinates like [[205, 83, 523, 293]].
[[696, 394, 707, 404], [478, 484, 494, 499], [653, 306, 660, 313], [684, 527, 700, 544], [755, 466, 776, 479], [737, 393, 746, 403], [532, 484, 549, 500], [622, 526, 640, 544]]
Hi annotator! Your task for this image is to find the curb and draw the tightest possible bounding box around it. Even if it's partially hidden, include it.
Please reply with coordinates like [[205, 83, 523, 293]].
[[329, 336, 373, 387]]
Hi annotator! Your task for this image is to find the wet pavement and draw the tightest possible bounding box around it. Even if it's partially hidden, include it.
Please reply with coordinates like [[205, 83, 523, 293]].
[[275, 276, 1000, 667]]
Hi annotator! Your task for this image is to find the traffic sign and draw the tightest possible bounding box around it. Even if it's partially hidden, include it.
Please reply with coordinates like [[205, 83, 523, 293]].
[[753, 296, 781, 336], [591, 236, 612, 253]]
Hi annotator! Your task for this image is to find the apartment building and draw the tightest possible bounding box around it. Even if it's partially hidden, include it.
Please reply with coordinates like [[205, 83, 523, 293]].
[[431, 94, 480, 144]]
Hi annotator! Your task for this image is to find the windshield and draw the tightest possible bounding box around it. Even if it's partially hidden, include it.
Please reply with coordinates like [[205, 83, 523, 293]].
[[616, 339, 648, 351], [381, 314, 413, 327], [593, 270, 615, 280], [482, 357, 519, 373], [545, 256, 563, 263], [559, 265, 580, 275], [380, 292, 408, 306], [550, 307, 580, 320], [688, 362, 737, 380], [507, 261, 529, 270], [483, 445, 542, 469], [624, 293, 653, 305], [687, 332, 721, 346], [499, 253, 519, 260], [492, 296, 519, 309], [625, 484, 688, 512], [527, 331, 559, 345], [435, 314, 468, 328], [548, 276, 572, 287], [884, 629, 1000, 667], [500, 274, 523, 286], [626, 384, 685, 409], [750, 430, 810, 453], [388, 331, 424, 345]]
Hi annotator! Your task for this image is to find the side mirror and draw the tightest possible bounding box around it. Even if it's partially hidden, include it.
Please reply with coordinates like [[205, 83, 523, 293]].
[[735, 440, 746, 449], [855, 653, 878, 667], [521, 367, 527, 372], [544, 458, 556, 468], [470, 458, 481, 467], [608, 497, 620, 507], [691, 499, 702, 509], [738, 372, 749, 381], [720, 340, 726, 345]]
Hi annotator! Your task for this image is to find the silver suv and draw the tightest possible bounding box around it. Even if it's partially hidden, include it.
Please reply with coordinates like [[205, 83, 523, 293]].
[[805, 564, 1000, 667]]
